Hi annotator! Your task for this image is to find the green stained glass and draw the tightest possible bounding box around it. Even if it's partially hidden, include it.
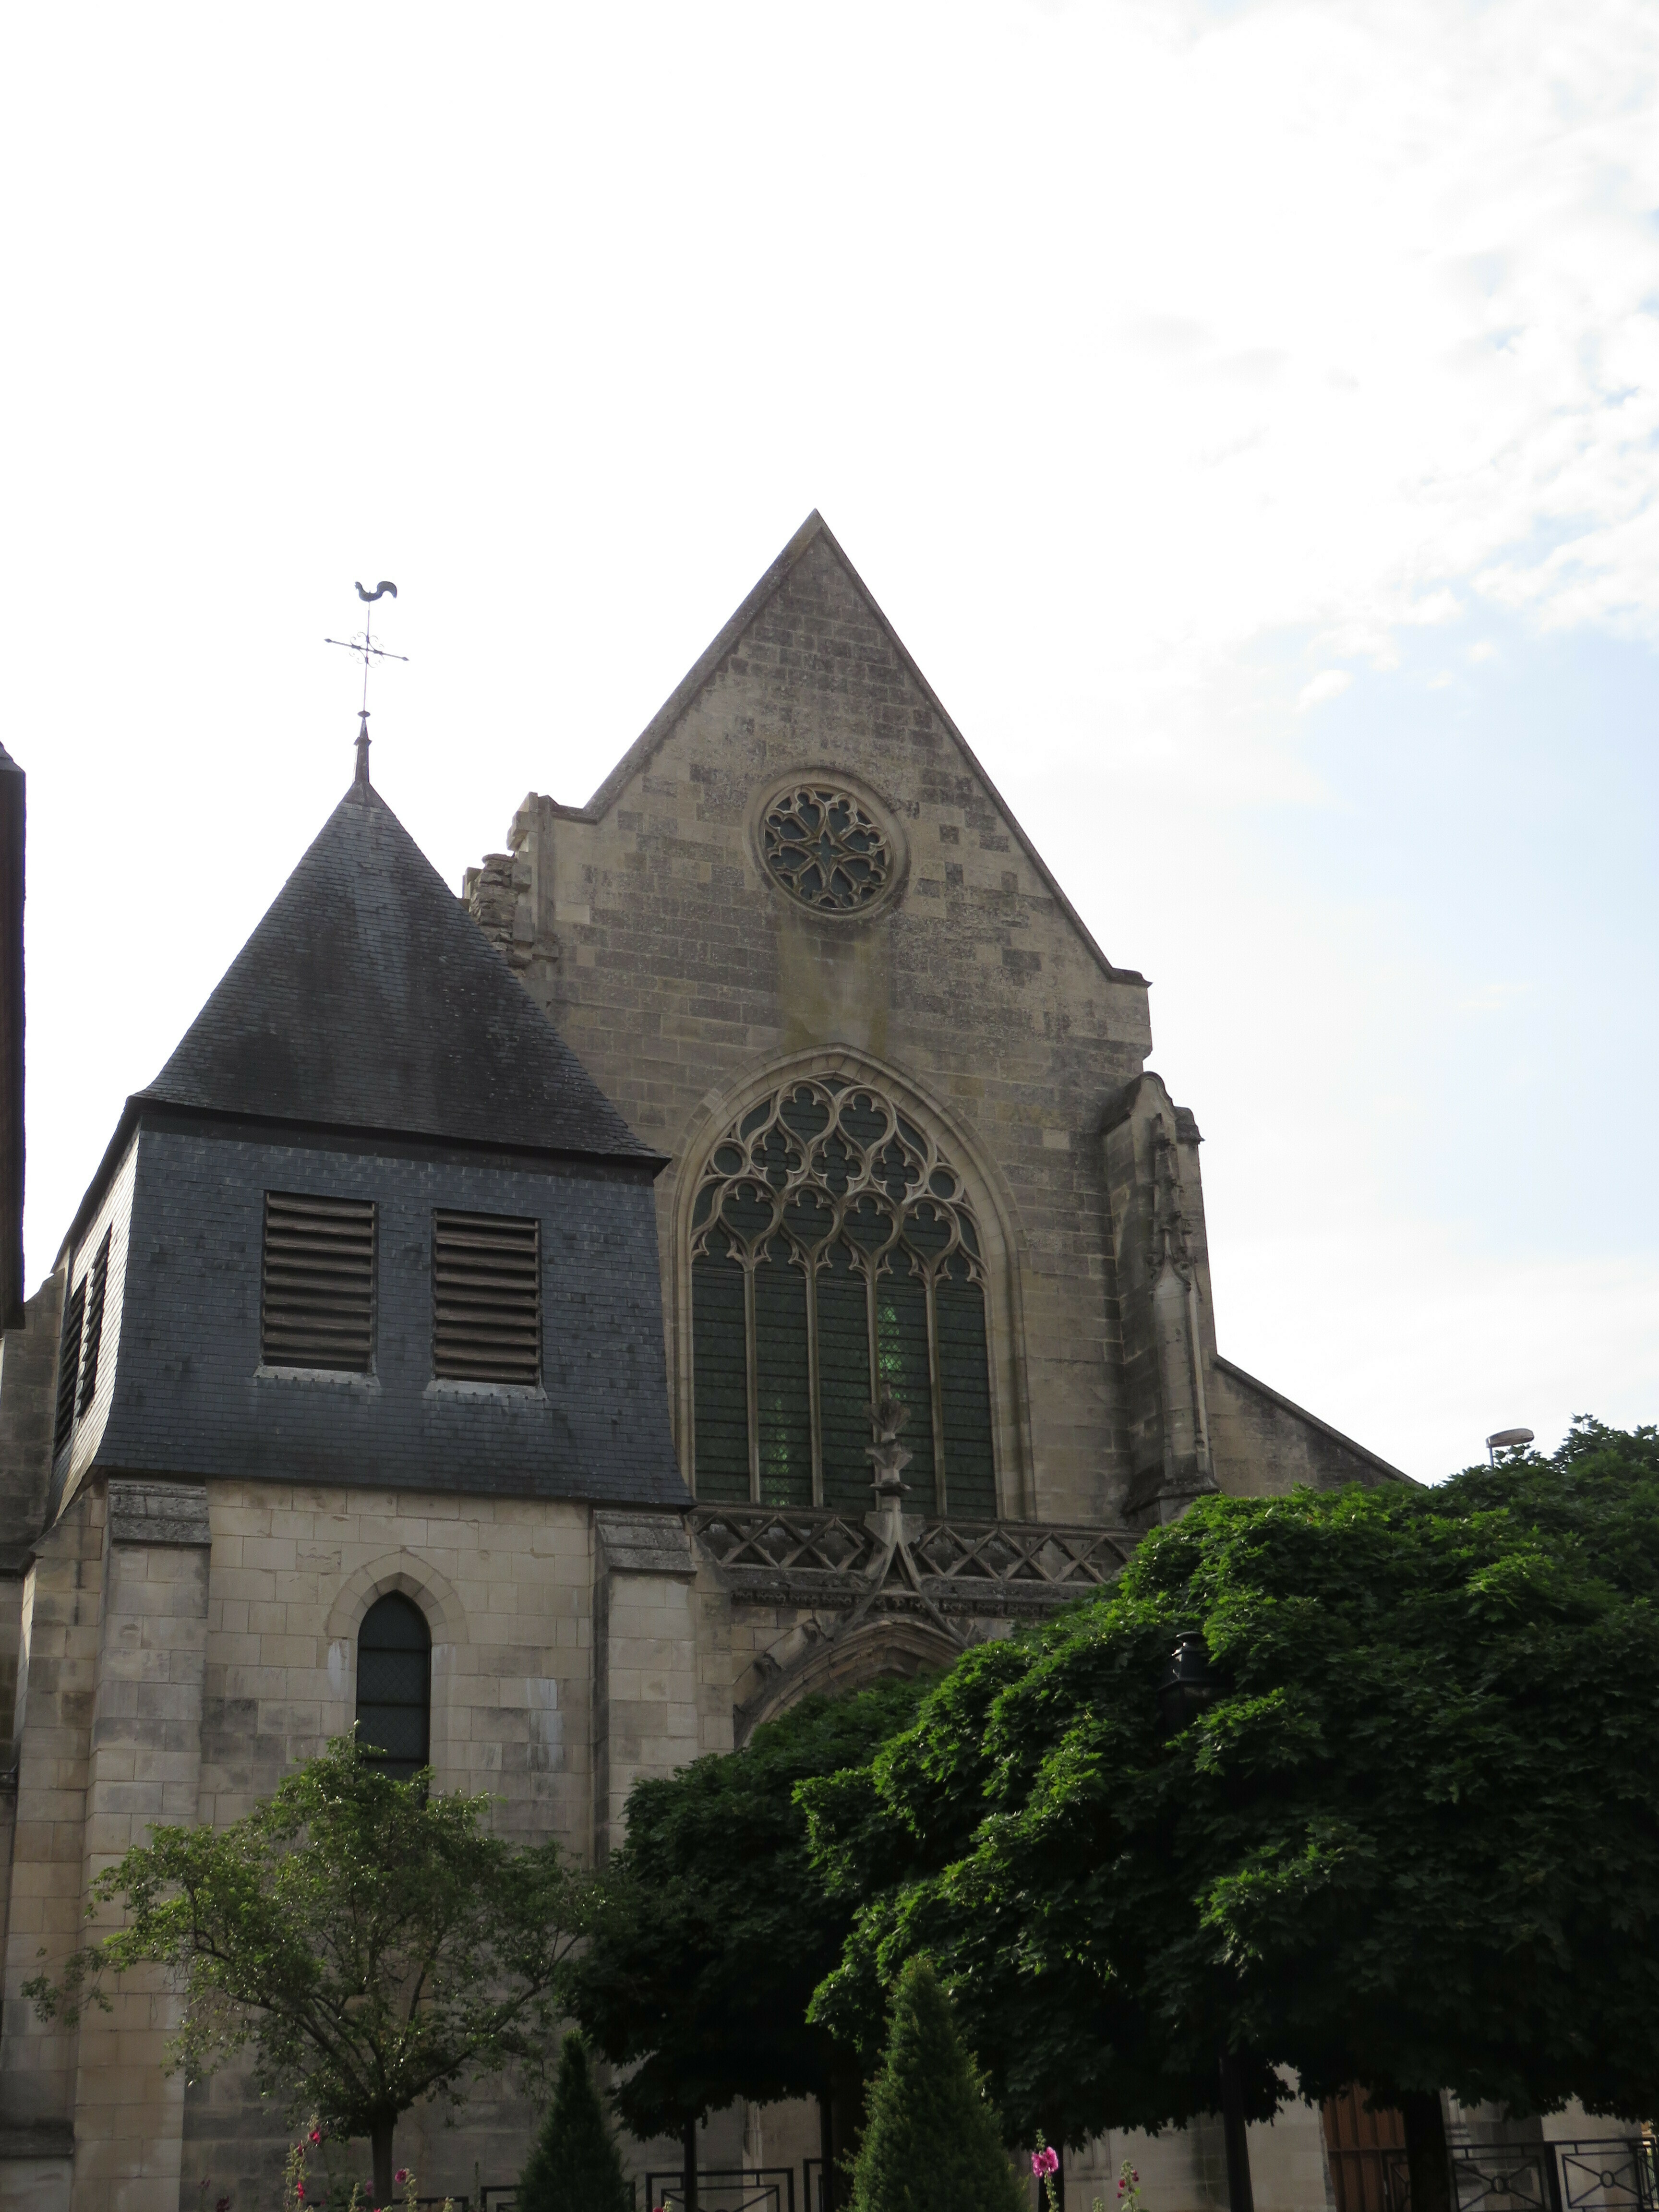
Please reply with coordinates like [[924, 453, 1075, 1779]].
[[692, 1228, 748, 1502], [755, 1238, 812, 1507], [877, 1261, 936, 1513], [938, 1256, 996, 1517], [818, 1241, 873, 1514]]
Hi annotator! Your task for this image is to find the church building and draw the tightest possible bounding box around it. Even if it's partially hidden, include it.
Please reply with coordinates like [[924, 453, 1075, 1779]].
[[0, 515, 1405, 2212]]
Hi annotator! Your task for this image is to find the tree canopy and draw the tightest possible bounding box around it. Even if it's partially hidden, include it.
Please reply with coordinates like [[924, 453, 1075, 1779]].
[[565, 1680, 926, 2141], [28, 1735, 585, 2206], [804, 1425, 1659, 2177]]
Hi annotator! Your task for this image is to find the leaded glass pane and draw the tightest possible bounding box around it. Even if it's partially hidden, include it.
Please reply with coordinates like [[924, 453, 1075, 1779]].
[[938, 1257, 996, 1518], [356, 1592, 431, 1783], [876, 1261, 935, 1510], [692, 1229, 749, 1502], [688, 1076, 997, 1513], [818, 1240, 873, 1513], [755, 1237, 812, 1507]]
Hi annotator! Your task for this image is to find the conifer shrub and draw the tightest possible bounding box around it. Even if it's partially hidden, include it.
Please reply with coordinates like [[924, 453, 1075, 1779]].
[[850, 1956, 1025, 2212], [517, 2031, 632, 2212]]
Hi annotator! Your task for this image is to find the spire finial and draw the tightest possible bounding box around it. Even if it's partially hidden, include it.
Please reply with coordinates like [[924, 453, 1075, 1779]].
[[325, 580, 407, 784]]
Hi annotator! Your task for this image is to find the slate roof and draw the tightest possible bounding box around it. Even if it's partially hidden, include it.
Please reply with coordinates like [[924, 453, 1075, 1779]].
[[137, 777, 653, 1162]]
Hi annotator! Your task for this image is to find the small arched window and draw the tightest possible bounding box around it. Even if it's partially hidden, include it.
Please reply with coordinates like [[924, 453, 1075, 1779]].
[[355, 1593, 432, 1781], [690, 1078, 997, 1517]]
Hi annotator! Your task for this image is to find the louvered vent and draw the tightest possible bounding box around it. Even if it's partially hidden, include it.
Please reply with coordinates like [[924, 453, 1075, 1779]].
[[76, 1229, 112, 1417], [53, 1278, 86, 1462], [433, 1210, 541, 1385], [261, 1192, 375, 1372]]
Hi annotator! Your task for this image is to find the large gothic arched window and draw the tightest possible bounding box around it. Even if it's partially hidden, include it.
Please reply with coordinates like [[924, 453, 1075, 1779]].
[[690, 1078, 997, 1517]]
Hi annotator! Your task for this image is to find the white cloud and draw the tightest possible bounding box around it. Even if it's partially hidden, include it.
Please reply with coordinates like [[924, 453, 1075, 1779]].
[[1297, 669, 1354, 711]]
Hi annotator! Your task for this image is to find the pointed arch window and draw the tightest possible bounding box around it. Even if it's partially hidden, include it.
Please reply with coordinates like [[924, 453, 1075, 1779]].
[[355, 1593, 432, 1782], [690, 1079, 997, 1517]]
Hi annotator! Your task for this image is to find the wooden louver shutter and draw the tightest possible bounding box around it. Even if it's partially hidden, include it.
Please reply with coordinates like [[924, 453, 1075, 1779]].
[[432, 1210, 540, 1385], [76, 1229, 112, 1417], [53, 1278, 86, 1461], [261, 1192, 375, 1372]]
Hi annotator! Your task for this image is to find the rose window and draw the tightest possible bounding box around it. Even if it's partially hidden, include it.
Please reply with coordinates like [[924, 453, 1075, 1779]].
[[760, 786, 892, 913]]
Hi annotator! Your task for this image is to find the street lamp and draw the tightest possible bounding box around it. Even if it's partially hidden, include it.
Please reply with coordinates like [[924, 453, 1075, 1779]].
[[1485, 1428, 1534, 1467], [1155, 1632, 1215, 1737]]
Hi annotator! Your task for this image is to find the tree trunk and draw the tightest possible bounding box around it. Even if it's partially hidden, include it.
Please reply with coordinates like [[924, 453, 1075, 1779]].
[[830, 2044, 866, 2206], [819, 2084, 837, 2212], [1218, 2052, 1255, 2212], [371, 2116, 395, 2208], [1401, 2093, 1452, 2212], [683, 2116, 700, 2212]]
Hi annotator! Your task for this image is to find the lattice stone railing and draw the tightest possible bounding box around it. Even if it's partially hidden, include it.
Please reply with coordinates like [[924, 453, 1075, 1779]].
[[689, 1505, 1134, 1615]]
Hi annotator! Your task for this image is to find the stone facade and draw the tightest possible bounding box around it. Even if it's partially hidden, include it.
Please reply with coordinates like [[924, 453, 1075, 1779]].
[[464, 512, 1399, 1524], [0, 516, 1419, 2211]]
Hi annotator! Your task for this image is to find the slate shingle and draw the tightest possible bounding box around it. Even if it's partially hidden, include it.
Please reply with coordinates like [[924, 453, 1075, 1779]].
[[138, 780, 651, 1161]]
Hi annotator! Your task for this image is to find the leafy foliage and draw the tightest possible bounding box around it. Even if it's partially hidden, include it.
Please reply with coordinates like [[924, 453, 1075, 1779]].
[[517, 2032, 632, 2212], [566, 1680, 925, 2135], [848, 1955, 1024, 2212], [805, 1427, 1659, 2146], [27, 1736, 585, 2195]]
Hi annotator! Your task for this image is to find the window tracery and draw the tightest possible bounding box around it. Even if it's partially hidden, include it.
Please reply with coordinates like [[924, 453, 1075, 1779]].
[[760, 786, 892, 913], [689, 1078, 997, 1516]]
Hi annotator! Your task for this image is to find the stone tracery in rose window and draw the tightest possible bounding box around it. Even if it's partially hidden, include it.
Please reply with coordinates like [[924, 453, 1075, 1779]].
[[760, 786, 892, 913], [689, 1078, 997, 1518]]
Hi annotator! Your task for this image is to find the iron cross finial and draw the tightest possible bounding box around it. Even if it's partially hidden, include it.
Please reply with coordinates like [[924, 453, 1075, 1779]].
[[325, 579, 409, 781]]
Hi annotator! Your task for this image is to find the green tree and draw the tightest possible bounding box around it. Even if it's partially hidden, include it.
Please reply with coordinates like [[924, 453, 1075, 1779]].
[[518, 2031, 632, 2212], [849, 1955, 1024, 2212], [27, 1735, 586, 2206], [805, 1429, 1659, 2212], [566, 1681, 926, 2208]]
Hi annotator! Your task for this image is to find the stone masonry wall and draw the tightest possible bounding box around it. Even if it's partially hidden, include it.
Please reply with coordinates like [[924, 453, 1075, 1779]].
[[480, 528, 1156, 1525]]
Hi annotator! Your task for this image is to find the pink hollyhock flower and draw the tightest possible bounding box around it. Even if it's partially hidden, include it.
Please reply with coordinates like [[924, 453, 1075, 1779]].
[[310, 2129, 322, 2146], [395, 2173, 409, 2186]]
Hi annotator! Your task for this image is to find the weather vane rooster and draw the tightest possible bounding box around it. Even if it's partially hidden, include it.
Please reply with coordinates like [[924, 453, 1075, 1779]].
[[325, 579, 408, 784]]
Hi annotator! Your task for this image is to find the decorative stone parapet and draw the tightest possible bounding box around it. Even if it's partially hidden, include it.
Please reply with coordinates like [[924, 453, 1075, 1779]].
[[690, 1506, 1133, 1617]]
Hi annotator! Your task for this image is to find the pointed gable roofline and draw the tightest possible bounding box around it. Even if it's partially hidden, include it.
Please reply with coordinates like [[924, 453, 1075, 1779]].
[[548, 511, 1147, 989], [138, 775, 654, 1160], [57, 772, 657, 1270]]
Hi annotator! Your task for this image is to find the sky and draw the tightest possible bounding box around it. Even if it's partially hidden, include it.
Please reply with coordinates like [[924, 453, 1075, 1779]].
[[3, 0, 1656, 1483]]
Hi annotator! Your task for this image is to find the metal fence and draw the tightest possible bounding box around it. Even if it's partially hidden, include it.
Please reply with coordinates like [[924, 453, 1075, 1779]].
[[1329, 2138, 1655, 2212], [406, 2193, 516, 2212], [645, 2166, 797, 2212]]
